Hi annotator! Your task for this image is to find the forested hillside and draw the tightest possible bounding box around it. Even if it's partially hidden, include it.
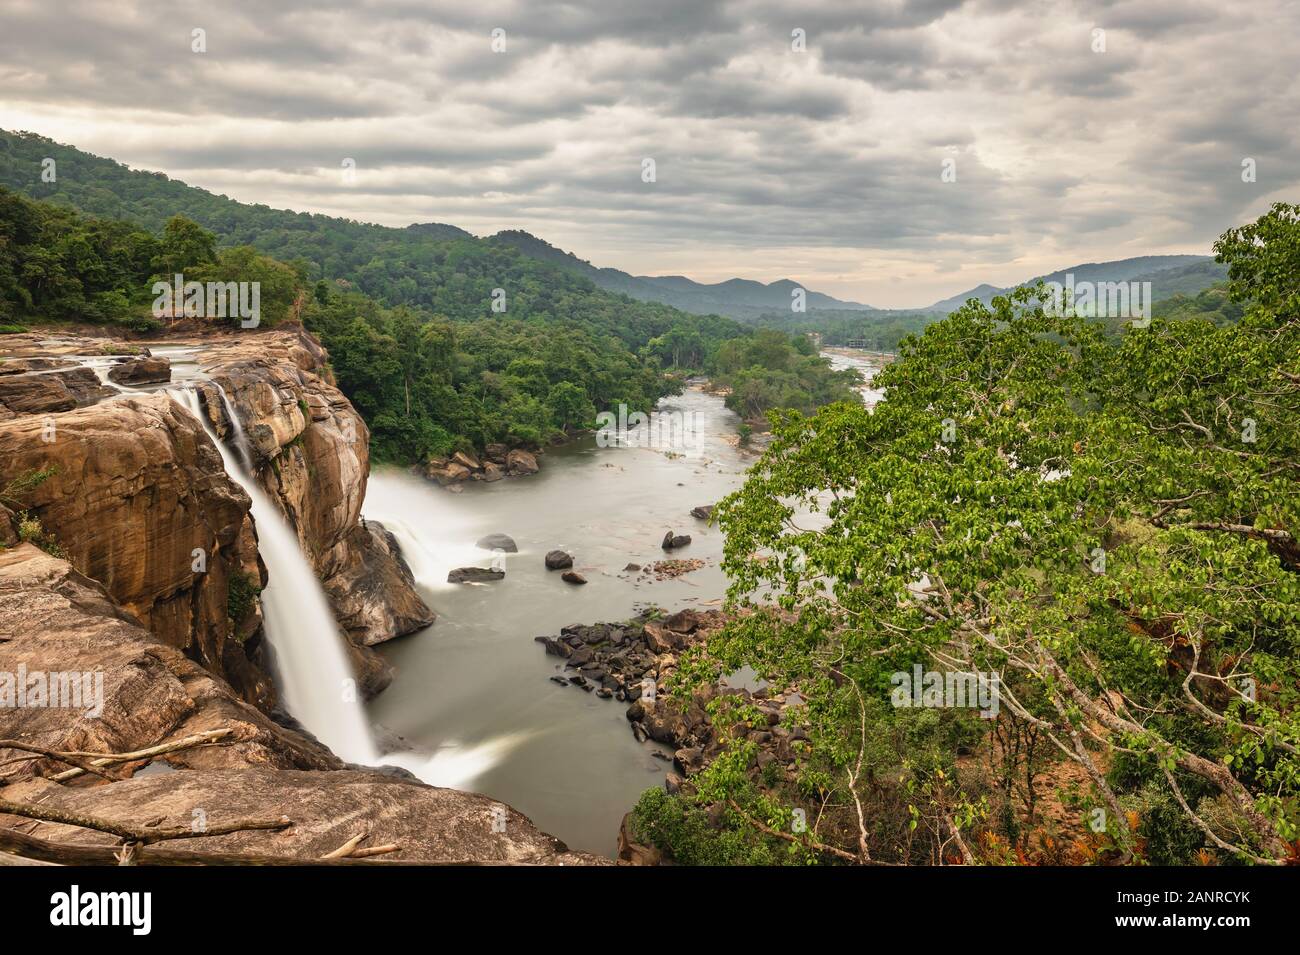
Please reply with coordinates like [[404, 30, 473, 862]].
[[0, 142, 859, 462]]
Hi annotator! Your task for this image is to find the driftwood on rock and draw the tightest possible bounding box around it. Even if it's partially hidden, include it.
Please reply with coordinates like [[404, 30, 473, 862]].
[[0, 728, 237, 783], [0, 798, 290, 845]]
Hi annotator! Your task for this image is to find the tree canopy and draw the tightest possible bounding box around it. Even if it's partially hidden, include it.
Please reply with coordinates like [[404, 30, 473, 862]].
[[643, 203, 1300, 866]]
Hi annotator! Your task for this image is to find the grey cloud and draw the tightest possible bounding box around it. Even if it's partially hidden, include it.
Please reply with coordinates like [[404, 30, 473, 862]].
[[0, 0, 1295, 307]]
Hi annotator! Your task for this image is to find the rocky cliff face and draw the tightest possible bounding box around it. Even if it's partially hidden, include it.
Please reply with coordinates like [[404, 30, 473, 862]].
[[189, 329, 435, 693], [0, 327, 434, 701], [0, 390, 271, 705]]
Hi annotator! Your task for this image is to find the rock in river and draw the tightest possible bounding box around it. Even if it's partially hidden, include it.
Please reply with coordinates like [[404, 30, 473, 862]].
[[506, 448, 539, 475], [107, 355, 171, 385], [545, 549, 574, 570], [661, 531, 692, 550], [561, 571, 587, 585], [477, 533, 518, 552], [447, 566, 505, 584]]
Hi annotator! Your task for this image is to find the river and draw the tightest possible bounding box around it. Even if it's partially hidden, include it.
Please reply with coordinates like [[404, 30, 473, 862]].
[[360, 352, 881, 856]]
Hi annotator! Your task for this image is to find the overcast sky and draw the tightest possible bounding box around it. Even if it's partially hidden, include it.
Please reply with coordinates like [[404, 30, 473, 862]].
[[2, 0, 1296, 307]]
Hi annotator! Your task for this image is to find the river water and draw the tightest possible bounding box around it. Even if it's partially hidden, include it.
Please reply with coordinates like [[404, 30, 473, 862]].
[[361, 353, 881, 856], [361, 388, 747, 855]]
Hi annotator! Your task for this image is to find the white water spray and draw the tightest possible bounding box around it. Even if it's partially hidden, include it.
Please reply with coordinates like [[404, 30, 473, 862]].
[[170, 387, 377, 764], [168, 386, 527, 785]]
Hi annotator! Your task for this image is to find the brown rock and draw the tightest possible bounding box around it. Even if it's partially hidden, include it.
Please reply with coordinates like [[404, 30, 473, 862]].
[[2, 767, 610, 865], [0, 394, 265, 700], [107, 356, 171, 385], [434, 463, 471, 485], [505, 449, 539, 475], [617, 812, 662, 866], [561, 571, 587, 585], [451, 450, 481, 471], [323, 521, 435, 647], [0, 372, 76, 413], [545, 549, 574, 570], [0, 544, 328, 771], [447, 566, 505, 584], [663, 608, 700, 634]]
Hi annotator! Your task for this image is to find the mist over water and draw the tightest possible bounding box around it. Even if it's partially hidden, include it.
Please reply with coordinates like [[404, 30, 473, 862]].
[[363, 388, 753, 854]]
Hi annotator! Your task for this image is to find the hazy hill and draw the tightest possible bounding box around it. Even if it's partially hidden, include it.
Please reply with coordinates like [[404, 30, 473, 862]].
[[927, 254, 1226, 312], [491, 229, 876, 319]]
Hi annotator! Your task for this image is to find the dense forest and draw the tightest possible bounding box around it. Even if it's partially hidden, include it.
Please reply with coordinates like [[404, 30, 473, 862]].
[[631, 203, 1300, 866], [0, 171, 858, 461]]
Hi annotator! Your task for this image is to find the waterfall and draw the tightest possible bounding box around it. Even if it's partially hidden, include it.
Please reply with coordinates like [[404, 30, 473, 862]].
[[168, 385, 527, 787], [170, 386, 378, 765]]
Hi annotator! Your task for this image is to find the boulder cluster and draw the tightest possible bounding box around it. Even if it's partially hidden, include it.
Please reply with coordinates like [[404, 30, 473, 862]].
[[423, 445, 539, 488], [535, 608, 807, 799]]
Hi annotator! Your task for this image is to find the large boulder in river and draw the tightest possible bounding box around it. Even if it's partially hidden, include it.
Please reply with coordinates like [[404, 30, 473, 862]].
[[452, 450, 481, 471], [324, 521, 436, 647], [661, 531, 692, 550], [664, 608, 701, 634], [561, 571, 587, 585], [482, 461, 504, 482], [433, 463, 471, 486], [107, 355, 171, 385], [477, 533, 518, 553], [544, 549, 574, 570], [447, 566, 505, 584], [506, 449, 539, 475], [690, 504, 714, 520]]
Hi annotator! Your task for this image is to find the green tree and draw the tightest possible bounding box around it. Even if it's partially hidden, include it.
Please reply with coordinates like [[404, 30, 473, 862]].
[[666, 204, 1300, 865]]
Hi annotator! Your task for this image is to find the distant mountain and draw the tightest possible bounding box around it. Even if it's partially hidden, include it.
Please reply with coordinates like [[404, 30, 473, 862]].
[[490, 230, 876, 320], [927, 255, 1226, 312]]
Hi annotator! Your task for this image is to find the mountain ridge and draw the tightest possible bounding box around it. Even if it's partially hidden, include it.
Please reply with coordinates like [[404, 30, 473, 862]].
[[488, 229, 877, 319], [926, 255, 1226, 312]]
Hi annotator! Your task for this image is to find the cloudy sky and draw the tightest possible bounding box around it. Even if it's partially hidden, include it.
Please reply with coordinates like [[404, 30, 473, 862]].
[[1, 0, 1296, 307]]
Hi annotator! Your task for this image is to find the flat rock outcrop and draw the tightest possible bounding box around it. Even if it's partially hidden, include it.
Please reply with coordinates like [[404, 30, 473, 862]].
[[0, 545, 605, 865], [1, 769, 608, 865]]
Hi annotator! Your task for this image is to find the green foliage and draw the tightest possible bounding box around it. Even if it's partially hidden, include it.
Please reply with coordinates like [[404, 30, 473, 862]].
[[0, 465, 59, 508], [688, 202, 1300, 864], [630, 787, 785, 866], [226, 571, 262, 634], [709, 328, 862, 419], [15, 510, 65, 558]]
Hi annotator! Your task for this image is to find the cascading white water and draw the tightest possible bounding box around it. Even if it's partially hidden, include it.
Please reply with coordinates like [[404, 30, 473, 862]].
[[170, 387, 378, 765], [168, 385, 527, 787]]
